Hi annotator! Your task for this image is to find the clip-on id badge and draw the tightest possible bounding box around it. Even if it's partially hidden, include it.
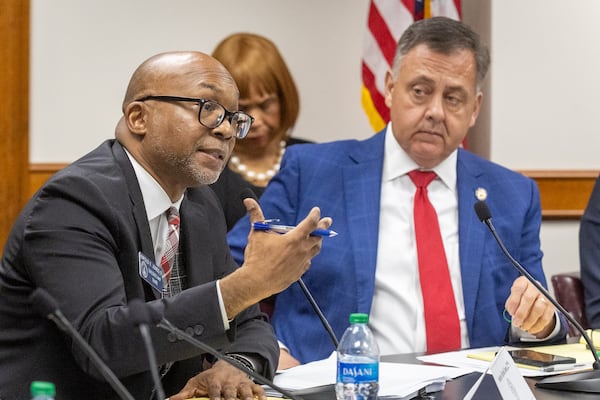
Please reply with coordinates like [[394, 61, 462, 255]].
[[138, 251, 164, 293]]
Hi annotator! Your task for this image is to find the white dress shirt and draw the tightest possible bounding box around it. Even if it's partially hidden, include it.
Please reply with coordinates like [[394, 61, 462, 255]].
[[125, 149, 183, 263], [369, 126, 467, 355], [124, 149, 230, 329], [369, 126, 559, 355]]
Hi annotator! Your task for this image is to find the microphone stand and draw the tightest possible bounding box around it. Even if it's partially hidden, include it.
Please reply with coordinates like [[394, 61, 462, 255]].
[[239, 187, 340, 349], [298, 278, 339, 348], [128, 299, 166, 400], [475, 201, 600, 393], [156, 318, 303, 400], [31, 289, 135, 400]]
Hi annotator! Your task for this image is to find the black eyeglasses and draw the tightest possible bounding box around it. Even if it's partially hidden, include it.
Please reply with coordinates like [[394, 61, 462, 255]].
[[136, 95, 254, 139]]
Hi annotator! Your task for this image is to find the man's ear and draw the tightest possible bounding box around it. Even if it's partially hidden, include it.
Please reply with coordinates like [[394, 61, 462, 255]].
[[125, 101, 147, 137], [384, 70, 395, 109], [469, 91, 483, 128]]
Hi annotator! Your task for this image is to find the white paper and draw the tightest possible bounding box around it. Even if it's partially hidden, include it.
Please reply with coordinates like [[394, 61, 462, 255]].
[[273, 352, 473, 399]]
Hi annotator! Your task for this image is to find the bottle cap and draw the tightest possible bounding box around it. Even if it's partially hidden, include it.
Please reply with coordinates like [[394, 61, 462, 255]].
[[349, 313, 369, 324], [31, 381, 56, 396]]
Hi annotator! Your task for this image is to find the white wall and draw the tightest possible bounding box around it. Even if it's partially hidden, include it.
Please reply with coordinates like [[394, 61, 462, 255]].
[[30, 0, 599, 283], [487, 1, 600, 281], [30, 0, 373, 163], [490, 1, 600, 170]]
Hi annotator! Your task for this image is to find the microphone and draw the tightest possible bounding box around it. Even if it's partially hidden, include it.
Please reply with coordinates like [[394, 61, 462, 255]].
[[151, 311, 302, 399], [239, 187, 339, 349], [474, 200, 600, 393], [30, 288, 135, 400], [127, 299, 165, 400]]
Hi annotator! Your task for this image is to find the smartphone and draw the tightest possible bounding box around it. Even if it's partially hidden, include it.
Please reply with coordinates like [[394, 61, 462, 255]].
[[507, 349, 576, 367]]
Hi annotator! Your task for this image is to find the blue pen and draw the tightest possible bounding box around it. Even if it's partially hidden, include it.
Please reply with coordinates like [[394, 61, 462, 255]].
[[252, 221, 338, 237]]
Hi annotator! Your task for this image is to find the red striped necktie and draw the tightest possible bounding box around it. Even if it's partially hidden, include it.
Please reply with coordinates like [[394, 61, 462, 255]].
[[408, 170, 460, 353], [160, 207, 180, 285]]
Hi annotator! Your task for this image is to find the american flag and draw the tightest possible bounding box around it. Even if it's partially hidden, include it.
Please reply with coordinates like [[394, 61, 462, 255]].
[[361, 0, 461, 131]]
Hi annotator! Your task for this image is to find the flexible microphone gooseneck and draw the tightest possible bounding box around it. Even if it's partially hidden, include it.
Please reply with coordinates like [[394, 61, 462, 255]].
[[297, 278, 339, 348], [127, 299, 166, 400], [239, 188, 339, 349], [474, 200, 600, 393], [155, 316, 303, 400], [30, 288, 135, 400], [127, 299, 302, 398]]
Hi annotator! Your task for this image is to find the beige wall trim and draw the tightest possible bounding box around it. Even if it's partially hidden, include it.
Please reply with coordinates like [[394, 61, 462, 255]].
[[29, 163, 69, 198], [29, 164, 599, 220], [520, 170, 598, 220]]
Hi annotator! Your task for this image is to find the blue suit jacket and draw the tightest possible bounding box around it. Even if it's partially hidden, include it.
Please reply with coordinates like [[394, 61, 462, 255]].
[[228, 130, 566, 363]]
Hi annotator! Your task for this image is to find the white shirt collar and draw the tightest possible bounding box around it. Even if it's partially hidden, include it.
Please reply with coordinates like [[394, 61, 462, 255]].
[[382, 123, 458, 191], [123, 148, 183, 219]]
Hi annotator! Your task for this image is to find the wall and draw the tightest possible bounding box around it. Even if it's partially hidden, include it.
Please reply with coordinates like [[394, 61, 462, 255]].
[[490, 1, 600, 170], [30, 0, 373, 162], [487, 1, 600, 280], [30, 0, 600, 283]]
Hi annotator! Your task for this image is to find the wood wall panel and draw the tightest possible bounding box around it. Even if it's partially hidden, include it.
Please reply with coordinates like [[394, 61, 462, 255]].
[[0, 1, 29, 248], [520, 170, 598, 219], [28, 163, 67, 198], [28, 164, 599, 220]]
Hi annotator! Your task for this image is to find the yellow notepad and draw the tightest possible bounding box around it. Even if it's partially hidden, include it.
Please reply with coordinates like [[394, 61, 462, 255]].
[[579, 329, 600, 348]]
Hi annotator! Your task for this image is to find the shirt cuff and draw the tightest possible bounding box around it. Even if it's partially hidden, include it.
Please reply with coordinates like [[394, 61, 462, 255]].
[[513, 310, 561, 342], [278, 340, 290, 353], [216, 280, 230, 330]]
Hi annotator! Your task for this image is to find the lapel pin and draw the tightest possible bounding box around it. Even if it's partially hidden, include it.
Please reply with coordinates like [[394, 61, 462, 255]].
[[475, 187, 488, 201]]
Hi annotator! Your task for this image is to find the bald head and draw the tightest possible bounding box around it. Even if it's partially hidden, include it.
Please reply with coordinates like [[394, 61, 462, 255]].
[[122, 51, 238, 111], [116, 51, 241, 200]]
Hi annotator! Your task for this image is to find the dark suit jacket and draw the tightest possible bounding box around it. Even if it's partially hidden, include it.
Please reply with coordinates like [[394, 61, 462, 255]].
[[0, 140, 277, 400], [228, 129, 567, 364], [580, 175, 600, 326]]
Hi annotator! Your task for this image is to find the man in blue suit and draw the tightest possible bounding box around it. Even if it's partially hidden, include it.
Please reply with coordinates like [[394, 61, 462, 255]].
[[228, 17, 566, 368]]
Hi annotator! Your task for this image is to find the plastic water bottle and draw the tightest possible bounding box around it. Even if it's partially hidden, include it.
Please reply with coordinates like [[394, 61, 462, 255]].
[[336, 313, 379, 400], [30, 381, 56, 400]]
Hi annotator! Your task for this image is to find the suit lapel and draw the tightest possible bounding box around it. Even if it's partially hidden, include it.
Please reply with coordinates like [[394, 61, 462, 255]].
[[178, 197, 212, 286], [343, 132, 385, 312], [456, 149, 488, 335], [112, 141, 157, 296]]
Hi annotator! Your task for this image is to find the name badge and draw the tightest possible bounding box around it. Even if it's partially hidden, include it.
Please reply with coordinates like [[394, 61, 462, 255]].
[[138, 251, 164, 293]]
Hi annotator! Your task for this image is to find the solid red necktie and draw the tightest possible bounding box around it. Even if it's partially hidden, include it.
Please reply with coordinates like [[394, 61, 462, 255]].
[[408, 170, 461, 353], [160, 207, 180, 285]]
